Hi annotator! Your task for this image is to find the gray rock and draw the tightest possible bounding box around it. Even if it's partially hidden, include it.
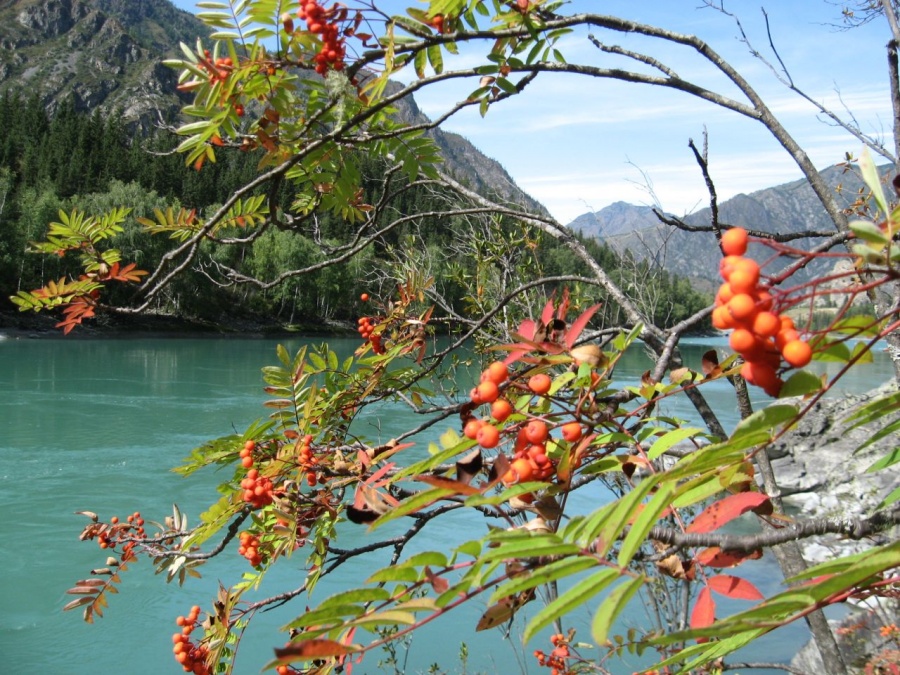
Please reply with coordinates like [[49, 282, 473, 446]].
[[791, 599, 900, 674], [767, 380, 900, 527], [772, 381, 900, 672]]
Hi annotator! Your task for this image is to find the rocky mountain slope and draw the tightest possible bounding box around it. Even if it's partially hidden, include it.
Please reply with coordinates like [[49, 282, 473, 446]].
[[0, 0, 538, 208], [0, 0, 201, 126], [569, 165, 869, 286]]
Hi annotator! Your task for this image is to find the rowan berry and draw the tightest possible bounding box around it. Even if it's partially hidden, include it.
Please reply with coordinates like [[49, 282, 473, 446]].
[[524, 419, 549, 444], [490, 398, 514, 422], [464, 418, 484, 440], [560, 421, 582, 443], [727, 294, 757, 322], [782, 339, 812, 367], [752, 311, 781, 338], [528, 373, 552, 395], [482, 361, 509, 385], [721, 227, 749, 256], [476, 424, 500, 449], [729, 328, 756, 354], [474, 380, 500, 404]]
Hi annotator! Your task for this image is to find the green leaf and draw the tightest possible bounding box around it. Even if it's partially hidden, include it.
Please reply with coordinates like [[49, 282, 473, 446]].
[[347, 609, 417, 628], [670, 472, 724, 509], [522, 568, 620, 643], [495, 77, 519, 95], [584, 475, 659, 558], [413, 49, 427, 79], [656, 629, 766, 670], [877, 484, 900, 508], [778, 370, 824, 398], [829, 314, 885, 338], [402, 551, 449, 569], [482, 532, 579, 562], [426, 44, 443, 74], [591, 575, 645, 646], [285, 603, 364, 630], [647, 427, 704, 460], [731, 404, 799, 441], [489, 556, 598, 604], [858, 148, 889, 216], [849, 219, 890, 244], [318, 587, 392, 609], [619, 481, 678, 566], [463, 481, 550, 506], [860, 418, 900, 458], [367, 566, 420, 584], [811, 336, 852, 363], [849, 339, 875, 364]]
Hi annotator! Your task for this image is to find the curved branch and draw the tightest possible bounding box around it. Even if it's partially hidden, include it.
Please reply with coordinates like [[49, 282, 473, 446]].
[[647, 505, 900, 552]]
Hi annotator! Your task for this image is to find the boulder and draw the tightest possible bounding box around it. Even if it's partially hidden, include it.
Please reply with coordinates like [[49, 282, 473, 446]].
[[766, 379, 899, 562]]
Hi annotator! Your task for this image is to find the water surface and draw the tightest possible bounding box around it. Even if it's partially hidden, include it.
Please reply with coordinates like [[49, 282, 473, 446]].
[[0, 335, 891, 674]]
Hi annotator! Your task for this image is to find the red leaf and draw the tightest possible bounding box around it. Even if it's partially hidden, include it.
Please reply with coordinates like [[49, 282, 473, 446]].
[[708, 574, 764, 600], [424, 566, 449, 594], [540, 298, 556, 327], [516, 319, 538, 341], [690, 586, 716, 630], [564, 303, 602, 349], [109, 262, 147, 283], [686, 492, 770, 534], [274, 639, 358, 661], [364, 461, 396, 487], [695, 546, 762, 569], [555, 287, 570, 321]]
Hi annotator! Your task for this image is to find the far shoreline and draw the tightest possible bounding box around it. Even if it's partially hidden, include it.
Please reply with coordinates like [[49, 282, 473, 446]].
[[0, 309, 356, 341]]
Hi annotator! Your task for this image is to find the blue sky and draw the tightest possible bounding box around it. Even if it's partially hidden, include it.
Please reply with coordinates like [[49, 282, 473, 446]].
[[170, 1, 894, 224]]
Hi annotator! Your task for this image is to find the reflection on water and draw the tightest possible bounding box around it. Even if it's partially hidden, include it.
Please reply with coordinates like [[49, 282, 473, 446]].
[[0, 335, 892, 674]]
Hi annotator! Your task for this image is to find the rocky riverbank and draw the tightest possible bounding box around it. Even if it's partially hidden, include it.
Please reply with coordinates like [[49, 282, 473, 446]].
[[765, 381, 900, 674], [767, 379, 899, 563]]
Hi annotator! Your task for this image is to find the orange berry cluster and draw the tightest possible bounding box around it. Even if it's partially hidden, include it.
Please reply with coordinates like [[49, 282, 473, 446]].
[[464, 362, 581, 489], [357, 316, 384, 354], [711, 227, 812, 397], [238, 531, 264, 567], [240, 468, 274, 509], [239, 439, 256, 468], [97, 512, 144, 562], [297, 434, 320, 487], [276, 665, 298, 675], [198, 50, 233, 84], [464, 361, 511, 449], [504, 419, 554, 485], [533, 633, 572, 675], [172, 606, 209, 674], [880, 623, 899, 639], [238, 441, 275, 508], [297, 1, 347, 74]]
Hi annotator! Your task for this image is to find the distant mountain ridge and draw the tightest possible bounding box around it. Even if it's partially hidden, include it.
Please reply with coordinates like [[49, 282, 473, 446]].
[[568, 165, 867, 286], [0, 0, 538, 208]]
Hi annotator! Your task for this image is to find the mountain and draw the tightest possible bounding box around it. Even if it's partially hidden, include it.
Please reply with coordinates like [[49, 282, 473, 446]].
[[568, 165, 869, 286], [0, 0, 205, 127], [0, 0, 538, 208], [568, 201, 662, 239]]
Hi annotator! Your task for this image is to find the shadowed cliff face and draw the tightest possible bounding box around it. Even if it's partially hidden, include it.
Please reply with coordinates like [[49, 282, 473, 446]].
[[0, 0, 539, 208]]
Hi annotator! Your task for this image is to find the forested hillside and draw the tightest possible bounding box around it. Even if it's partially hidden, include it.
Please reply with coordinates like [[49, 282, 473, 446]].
[[0, 92, 711, 331]]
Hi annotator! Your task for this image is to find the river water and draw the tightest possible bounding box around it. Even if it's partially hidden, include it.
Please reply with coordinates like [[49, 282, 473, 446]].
[[0, 334, 892, 674]]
